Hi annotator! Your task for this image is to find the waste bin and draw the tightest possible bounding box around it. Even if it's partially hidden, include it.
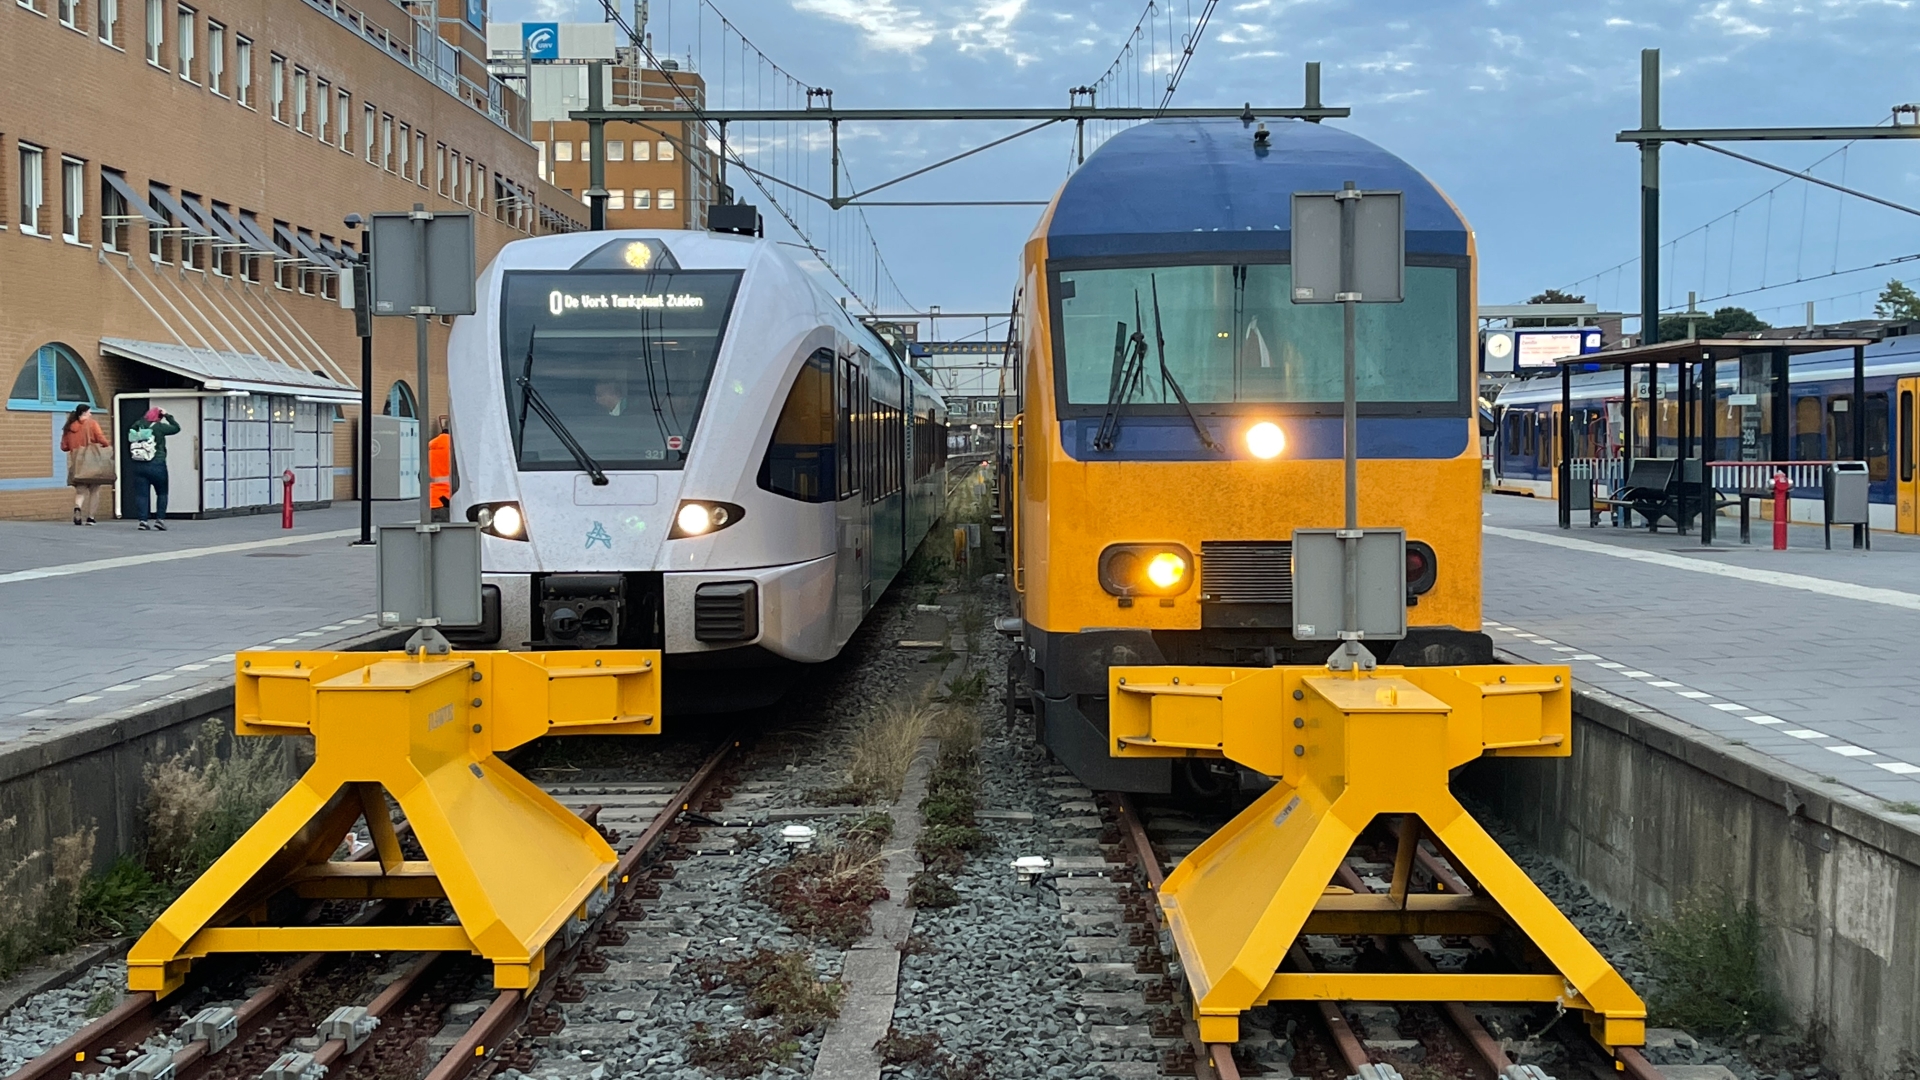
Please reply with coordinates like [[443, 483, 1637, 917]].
[[1825, 461, 1870, 524]]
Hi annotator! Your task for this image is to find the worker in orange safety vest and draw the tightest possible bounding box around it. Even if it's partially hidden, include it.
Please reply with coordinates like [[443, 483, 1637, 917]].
[[428, 417, 452, 521]]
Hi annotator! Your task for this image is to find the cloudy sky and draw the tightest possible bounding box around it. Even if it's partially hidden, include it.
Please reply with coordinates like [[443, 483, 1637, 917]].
[[495, 0, 1920, 335]]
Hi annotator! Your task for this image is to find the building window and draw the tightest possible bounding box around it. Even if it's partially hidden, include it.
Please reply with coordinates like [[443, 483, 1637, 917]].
[[383, 380, 416, 417], [607, 189, 624, 210], [234, 35, 251, 106], [460, 160, 471, 205], [362, 104, 375, 161], [476, 165, 487, 211], [18, 146, 45, 236], [180, 191, 206, 270], [7, 344, 98, 412], [413, 130, 425, 185], [293, 67, 308, 132], [632, 140, 648, 162], [436, 143, 446, 193], [61, 157, 83, 242], [147, 183, 172, 262], [607, 139, 625, 161], [206, 21, 223, 93], [380, 115, 393, 170], [97, 0, 116, 45], [298, 228, 317, 294], [315, 78, 329, 141], [577, 141, 591, 162], [658, 188, 675, 211], [534, 142, 544, 181], [397, 123, 410, 178], [633, 188, 649, 209], [553, 141, 572, 162], [210, 200, 233, 276], [336, 89, 350, 150], [274, 220, 294, 290], [58, 0, 77, 29], [174, 5, 193, 80], [269, 55, 285, 122], [144, 0, 162, 64], [239, 212, 263, 281], [658, 140, 674, 161], [100, 169, 129, 251]]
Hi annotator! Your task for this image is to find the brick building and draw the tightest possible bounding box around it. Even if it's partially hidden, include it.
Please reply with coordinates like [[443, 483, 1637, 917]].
[[0, 0, 585, 520]]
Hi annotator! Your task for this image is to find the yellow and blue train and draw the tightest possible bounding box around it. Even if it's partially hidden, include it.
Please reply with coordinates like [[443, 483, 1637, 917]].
[[1006, 116, 1489, 794]]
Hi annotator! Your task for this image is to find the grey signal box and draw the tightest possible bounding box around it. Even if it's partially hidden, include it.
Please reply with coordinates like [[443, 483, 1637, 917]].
[[1290, 528, 1407, 642], [368, 211, 476, 316]]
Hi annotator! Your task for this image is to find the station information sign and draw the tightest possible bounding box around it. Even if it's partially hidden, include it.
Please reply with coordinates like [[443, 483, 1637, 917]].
[[1480, 328, 1603, 373]]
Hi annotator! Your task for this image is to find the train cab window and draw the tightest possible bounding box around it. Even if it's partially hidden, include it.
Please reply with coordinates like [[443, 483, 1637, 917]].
[[759, 348, 836, 503], [499, 268, 742, 471], [1900, 390, 1914, 483]]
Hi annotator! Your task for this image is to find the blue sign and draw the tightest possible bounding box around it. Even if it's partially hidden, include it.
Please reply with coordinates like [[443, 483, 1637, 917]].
[[523, 22, 559, 60]]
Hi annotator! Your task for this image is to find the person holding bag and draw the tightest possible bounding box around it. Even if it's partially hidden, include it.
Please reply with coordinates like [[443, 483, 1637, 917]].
[[127, 406, 181, 531], [61, 404, 113, 526]]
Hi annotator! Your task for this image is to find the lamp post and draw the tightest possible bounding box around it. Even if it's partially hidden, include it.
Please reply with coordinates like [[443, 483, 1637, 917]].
[[344, 213, 374, 547]]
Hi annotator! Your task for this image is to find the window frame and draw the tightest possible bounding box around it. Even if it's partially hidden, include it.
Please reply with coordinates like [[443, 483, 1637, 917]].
[[657, 188, 675, 211], [58, 0, 79, 30], [60, 157, 84, 243], [268, 54, 286, 123], [413, 129, 425, 185], [144, 0, 163, 65], [380, 113, 393, 171], [314, 77, 330, 141], [99, 169, 130, 252], [206, 20, 224, 94], [293, 65, 309, 132], [7, 344, 100, 413], [657, 140, 674, 161], [234, 35, 252, 107], [174, 4, 194, 81], [17, 145, 46, 237], [97, 0, 117, 46]]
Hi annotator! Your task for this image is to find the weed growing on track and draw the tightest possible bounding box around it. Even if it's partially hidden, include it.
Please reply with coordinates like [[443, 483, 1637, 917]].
[[1646, 890, 1779, 1036], [750, 844, 890, 948], [809, 700, 941, 806], [876, 1027, 943, 1065], [844, 812, 895, 847], [914, 711, 989, 884], [906, 871, 959, 908], [690, 948, 842, 1075], [937, 669, 989, 706]]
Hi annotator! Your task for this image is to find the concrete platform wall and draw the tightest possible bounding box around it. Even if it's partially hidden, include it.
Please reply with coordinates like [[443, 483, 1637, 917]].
[[1463, 682, 1920, 1077]]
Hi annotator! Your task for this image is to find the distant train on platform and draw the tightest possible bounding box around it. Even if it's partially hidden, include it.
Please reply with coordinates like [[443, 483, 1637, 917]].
[[1488, 332, 1920, 531], [1002, 116, 1490, 795], [441, 228, 948, 710]]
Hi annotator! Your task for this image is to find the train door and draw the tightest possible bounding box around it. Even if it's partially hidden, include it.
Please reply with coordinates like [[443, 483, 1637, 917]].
[[1899, 378, 1917, 534], [834, 349, 867, 636]]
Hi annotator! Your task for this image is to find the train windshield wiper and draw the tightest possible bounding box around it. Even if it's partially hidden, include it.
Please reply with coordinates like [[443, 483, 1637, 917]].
[[1093, 302, 1147, 452], [1150, 274, 1222, 452], [515, 329, 609, 486]]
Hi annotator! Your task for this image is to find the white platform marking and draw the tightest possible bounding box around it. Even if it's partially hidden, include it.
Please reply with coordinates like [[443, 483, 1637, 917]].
[[0, 528, 360, 586]]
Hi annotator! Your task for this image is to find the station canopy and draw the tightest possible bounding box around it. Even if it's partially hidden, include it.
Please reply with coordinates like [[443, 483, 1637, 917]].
[[101, 338, 359, 402]]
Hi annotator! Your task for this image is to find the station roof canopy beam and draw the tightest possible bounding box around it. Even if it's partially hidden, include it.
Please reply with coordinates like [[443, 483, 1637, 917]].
[[101, 338, 360, 401]]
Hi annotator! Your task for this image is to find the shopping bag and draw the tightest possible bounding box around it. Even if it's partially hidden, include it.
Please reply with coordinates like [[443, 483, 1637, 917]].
[[69, 444, 116, 484]]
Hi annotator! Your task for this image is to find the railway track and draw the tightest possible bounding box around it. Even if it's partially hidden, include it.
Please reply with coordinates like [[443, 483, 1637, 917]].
[[9, 739, 737, 1080], [1104, 793, 1665, 1080]]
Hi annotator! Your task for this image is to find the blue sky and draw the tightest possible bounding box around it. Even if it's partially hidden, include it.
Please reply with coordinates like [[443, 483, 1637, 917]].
[[495, 0, 1920, 336]]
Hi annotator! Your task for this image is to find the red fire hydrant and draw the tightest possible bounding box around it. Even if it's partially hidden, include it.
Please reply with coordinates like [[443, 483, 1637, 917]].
[[1772, 471, 1789, 550], [282, 469, 296, 529]]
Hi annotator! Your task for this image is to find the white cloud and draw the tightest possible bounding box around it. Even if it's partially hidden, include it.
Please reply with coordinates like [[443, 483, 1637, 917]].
[[794, 0, 1042, 63], [1695, 0, 1772, 36], [793, 0, 939, 52]]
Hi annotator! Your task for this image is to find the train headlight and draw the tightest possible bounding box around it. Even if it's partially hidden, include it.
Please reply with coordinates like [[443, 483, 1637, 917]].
[[1246, 421, 1286, 459], [669, 500, 745, 539], [1097, 543, 1193, 598], [1405, 540, 1438, 598], [468, 502, 528, 541]]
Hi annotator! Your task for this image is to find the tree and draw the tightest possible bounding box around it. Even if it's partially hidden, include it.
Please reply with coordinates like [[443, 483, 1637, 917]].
[[1527, 289, 1586, 305], [1875, 279, 1920, 322], [1517, 289, 1587, 326], [1657, 306, 1770, 342]]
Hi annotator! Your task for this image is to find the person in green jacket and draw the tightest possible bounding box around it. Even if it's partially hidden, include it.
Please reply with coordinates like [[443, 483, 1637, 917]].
[[127, 406, 182, 530]]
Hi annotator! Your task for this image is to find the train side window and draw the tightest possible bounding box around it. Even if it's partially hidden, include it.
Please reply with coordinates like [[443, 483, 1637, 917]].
[[836, 356, 857, 498], [1793, 396, 1824, 461], [1867, 392, 1890, 481], [1826, 396, 1853, 463], [758, 348, 836, 503], [1901, 389, 1914, 483]]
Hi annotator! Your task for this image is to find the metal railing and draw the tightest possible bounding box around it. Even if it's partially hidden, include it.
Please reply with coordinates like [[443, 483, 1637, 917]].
[[1709, 460, 1833, 493]]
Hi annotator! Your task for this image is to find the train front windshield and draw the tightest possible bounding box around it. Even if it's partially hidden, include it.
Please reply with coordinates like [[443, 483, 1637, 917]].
[[499, 269, 742, 470], [1050, 261, 1466, 411]]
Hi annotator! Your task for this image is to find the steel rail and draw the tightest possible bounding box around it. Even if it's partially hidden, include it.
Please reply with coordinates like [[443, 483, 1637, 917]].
[[1109, 793, 1237, 1080], [428, 736, 740, 1080]]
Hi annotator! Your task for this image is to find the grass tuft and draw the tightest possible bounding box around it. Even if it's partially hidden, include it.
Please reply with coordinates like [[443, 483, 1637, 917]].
[[749, 845, 890, 948], [875, 1027, 942, 1065], [1646, 890, 1779, 1036]]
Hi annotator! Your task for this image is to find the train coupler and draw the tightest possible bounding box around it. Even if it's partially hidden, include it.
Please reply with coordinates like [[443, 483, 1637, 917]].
[[127, 648, 662, 998], [1107, 662, 1645, 1052]]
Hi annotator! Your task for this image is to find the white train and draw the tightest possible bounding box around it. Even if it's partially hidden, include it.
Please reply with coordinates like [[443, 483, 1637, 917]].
[[442, 227, 949, 711]]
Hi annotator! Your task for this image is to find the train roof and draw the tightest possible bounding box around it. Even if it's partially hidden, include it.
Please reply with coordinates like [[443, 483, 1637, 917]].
[[1044, 117, 1468, 261], [1493, 333, 1920, 405]]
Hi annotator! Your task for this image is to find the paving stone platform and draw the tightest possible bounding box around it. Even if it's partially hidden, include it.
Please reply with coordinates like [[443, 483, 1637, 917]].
[[1481, 493, 1920, 805]]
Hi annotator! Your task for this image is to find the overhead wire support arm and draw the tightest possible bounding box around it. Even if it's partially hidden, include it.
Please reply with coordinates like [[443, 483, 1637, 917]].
[[568, 104, 1349, 124], [1617, 124, 1920, 143], [1677, 140, 1920, 219]]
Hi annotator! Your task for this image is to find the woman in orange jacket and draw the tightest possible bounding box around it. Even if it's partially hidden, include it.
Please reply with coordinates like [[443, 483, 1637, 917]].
[[61, 403, 112, 525]]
